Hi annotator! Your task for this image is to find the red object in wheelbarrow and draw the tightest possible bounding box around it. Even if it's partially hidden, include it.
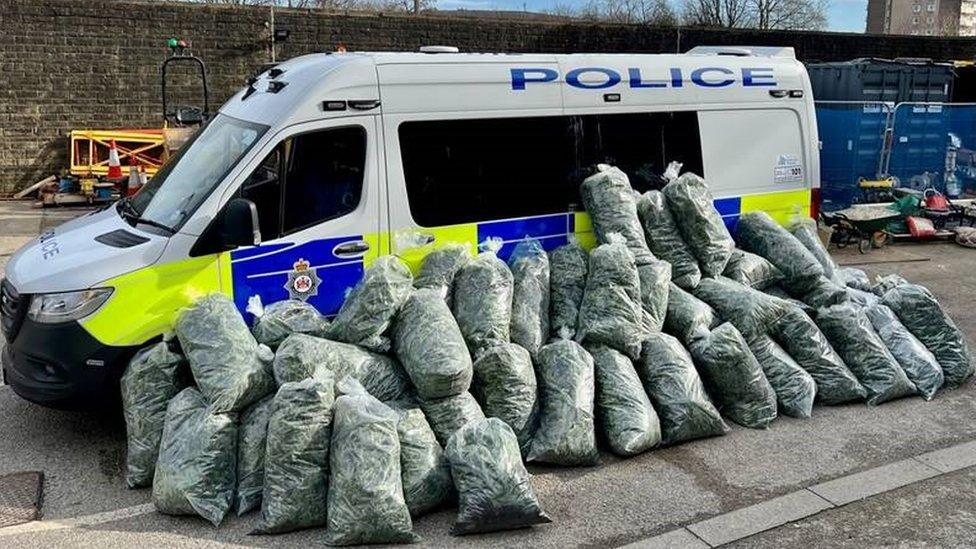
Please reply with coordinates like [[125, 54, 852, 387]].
[[907, 216, 937, 238], [924, 188, 950, 212]]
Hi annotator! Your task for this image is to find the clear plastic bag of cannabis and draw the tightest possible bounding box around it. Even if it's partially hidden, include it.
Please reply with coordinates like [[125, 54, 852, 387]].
[[419, 391, 487, 447], [638, 259, 671, 334], [871, 274, 910, 297], [865, 303, 944, 400], [548, 239, 589, 340], [414, 243, 472, 309], [847, 287, 881, 307], [470, 342, 538, 453], [690, 323, 778, 429], [122, 338, 186, 489], [768, 306, 867, 405], [508, 239, 551, 357], [576, 234, 645, 360], [588, 345, 661, 456], [662, 172, 734, 277], [453, 238, 515, 355], [789, 217, 840, 283], [253, 376, 336, 534], [882, 283, 974, 388], [391, 406, 455, 517], [447, 418, 551, 536], [248, 296, 330, 350], [636, 189, 702, 289], [736, 211, 825, 295], [392, 287, 472, 400], [797, 276, 851, 309], [152, 387, 237, 527], [722, 249, 784, 290], [325, 379, 418, 546], [635, 333, 728, 445], [236, 395, 274, 515], [838, 267, 872, 291], [747, 335, 816, 419], [527, 339, 599, 466], [664, 283, 718, 345], [763, 285, 817, 317], [273, 333, 411, 402], [325, 256, 414, 353], [580, 164, 656, 266], [815, 303, 917, 405], [692, 277, 787, 338], [689, 278, 815, 419], [175, 293, 276, 413]]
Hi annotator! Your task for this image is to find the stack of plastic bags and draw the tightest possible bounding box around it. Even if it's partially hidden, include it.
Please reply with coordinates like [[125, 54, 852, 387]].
[[119, 159, 973, 546]]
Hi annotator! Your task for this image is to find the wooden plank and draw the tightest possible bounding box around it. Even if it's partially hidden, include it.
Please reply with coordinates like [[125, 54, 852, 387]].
[[13, 175, 55, 199]]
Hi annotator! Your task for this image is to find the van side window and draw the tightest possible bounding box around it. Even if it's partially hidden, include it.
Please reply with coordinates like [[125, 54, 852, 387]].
[[282, 126, 366, 234], [240, 126, 367, 240], [398, 112, 702, 227], [241, 146, 283, 241]]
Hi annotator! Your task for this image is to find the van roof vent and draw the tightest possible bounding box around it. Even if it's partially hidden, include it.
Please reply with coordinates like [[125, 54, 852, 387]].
[[419, 45, 459, 54]]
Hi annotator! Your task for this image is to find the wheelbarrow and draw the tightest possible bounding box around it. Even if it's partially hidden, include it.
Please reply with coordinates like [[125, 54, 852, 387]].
[[821, 206, 903, 254]]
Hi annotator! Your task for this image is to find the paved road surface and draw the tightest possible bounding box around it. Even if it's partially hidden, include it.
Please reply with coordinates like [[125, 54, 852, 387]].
[[728, 466, 976, 548]]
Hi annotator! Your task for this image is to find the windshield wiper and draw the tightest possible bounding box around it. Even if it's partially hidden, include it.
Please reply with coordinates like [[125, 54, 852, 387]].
[[118, 198, 177, 235]]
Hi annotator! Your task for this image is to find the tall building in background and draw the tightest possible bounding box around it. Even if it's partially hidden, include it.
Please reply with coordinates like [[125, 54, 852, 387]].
[[867, 0, 976, 36]]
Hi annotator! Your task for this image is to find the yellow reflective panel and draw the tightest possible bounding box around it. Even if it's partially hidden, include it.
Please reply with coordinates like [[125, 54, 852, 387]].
[[80, 254, 230, 347], [392, 224, 479, 274], [573, 212, 597, 250], [362, 232, 382, 268], [740, 189, 812, 226]]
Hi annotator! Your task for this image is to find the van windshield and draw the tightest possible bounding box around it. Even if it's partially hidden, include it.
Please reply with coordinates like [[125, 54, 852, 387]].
[[128, 114, 269, 231]]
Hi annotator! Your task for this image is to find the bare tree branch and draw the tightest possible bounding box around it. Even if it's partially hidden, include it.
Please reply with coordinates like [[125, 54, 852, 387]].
[[681, 0, 827, 29], [558, 0, 678, 24]]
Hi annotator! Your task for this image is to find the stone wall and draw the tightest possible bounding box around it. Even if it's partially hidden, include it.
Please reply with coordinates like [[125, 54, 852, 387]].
[[3, 0, 976, 193]]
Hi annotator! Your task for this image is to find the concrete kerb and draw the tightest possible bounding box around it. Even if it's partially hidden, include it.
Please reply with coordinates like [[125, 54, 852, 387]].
[[622, 438, 976, 548]]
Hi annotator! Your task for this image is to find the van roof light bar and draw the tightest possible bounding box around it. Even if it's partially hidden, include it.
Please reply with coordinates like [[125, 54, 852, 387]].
[[420, 45, 459, 54], [687, 46, 796, 59]]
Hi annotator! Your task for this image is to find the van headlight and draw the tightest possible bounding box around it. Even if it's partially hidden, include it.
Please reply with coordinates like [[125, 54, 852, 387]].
[[28, 288, 113, 324]]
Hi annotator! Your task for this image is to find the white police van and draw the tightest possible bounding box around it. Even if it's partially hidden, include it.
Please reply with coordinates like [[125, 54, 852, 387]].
[[1, 46, 819, 409]]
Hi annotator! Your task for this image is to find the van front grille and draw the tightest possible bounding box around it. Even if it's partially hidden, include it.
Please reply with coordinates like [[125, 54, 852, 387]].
[[1, 279, 28, 342]]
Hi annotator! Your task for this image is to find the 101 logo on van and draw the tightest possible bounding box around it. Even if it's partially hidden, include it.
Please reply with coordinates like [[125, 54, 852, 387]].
[[510, 66, 777, 91]]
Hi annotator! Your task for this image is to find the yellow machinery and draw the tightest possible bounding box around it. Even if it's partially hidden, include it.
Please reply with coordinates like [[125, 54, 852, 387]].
[[69, 129, 167, 178]]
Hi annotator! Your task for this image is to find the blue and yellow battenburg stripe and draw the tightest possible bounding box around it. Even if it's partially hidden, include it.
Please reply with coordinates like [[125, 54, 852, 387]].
[[79, 188, 810, 347]]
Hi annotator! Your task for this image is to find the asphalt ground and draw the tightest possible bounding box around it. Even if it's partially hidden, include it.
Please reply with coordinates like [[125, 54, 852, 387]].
[[0, 201, 975, 547]]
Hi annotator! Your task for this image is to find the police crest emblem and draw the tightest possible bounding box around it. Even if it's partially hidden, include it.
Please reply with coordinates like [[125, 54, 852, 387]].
[[284, 258, 321, 301]]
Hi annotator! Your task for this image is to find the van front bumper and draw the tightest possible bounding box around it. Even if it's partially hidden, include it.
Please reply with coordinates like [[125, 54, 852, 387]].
[[2, 317, 135, 411]]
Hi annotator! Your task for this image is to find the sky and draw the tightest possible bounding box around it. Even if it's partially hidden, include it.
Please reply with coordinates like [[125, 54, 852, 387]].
[[437, 0, 869, 33]]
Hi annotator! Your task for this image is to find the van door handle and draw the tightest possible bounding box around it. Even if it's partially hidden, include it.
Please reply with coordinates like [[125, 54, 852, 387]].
[[333, 240, 370, 258]]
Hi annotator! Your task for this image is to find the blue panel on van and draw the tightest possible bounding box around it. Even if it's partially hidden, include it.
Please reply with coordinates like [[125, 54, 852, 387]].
[[478, 214, 573, 244], [477, 213, 575, 261], [496, 234, 569, 262], [229, 236, 366, 321], [713, 196, 742, 235], [229, 242, 293, 261], [713, 196, 741, 216]]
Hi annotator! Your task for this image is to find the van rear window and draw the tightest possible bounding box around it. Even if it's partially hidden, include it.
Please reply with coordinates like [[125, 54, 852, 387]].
[[398, 112, 703, 227]]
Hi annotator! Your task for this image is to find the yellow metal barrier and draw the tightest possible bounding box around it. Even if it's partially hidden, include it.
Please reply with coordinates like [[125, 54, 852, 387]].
[[69, 129, 167, 177]]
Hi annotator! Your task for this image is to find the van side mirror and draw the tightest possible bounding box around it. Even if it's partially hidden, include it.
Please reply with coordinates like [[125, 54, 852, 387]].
[[220, 198, 262, 248], [189, 198, 262, 257]]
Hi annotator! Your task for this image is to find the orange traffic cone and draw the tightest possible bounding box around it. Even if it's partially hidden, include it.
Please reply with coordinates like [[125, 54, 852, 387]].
[[127, 162, 140, 197], [107, 139, 123, 180]]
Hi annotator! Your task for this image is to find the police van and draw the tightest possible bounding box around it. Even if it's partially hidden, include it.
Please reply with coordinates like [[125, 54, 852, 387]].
[[1, 46, 819, 409]]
